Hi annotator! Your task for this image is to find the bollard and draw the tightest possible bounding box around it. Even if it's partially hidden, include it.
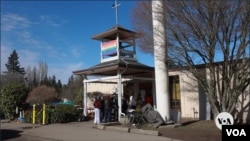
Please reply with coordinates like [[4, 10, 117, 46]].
[[32, 104, 36, 124], [42, 104, 46, 125]]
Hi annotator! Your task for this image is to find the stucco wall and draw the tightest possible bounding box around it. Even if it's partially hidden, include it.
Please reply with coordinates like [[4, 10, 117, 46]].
[[169, 70, 200, 119], [87, 83, 117, 94]]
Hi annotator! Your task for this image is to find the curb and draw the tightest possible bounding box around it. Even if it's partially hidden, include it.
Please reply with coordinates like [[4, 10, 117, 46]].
[[0, 119, 11, 123], [105, 126, 130, 132], [158, 123, 179, 129], [99, 125, 160, 136], [130, 128, 159, 136]]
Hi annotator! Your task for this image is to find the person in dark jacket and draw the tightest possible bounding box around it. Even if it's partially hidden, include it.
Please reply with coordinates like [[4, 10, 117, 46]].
[[111, 93, 118, 121], [103, 95, 111, 122], [122, 97, 128, 115]]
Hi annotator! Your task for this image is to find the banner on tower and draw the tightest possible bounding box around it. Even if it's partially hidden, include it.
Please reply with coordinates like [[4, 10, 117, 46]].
[[101, 40, 117, 57]]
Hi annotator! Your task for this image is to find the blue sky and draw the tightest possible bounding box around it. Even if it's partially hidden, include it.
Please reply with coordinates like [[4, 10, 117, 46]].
[[1, 0, 154, 84]]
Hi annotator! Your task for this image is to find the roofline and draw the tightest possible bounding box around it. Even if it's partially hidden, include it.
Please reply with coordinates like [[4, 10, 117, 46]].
[[169, 58, 250, 71], [91, 25, 141, 41], [73, 63, 154, 76]]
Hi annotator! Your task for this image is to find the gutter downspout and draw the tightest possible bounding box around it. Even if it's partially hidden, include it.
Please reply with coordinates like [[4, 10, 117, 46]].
[[83, 75, 88, 117]]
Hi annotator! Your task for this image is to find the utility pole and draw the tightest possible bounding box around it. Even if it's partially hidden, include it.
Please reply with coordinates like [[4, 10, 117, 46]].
[[152, 0, 170, 122]]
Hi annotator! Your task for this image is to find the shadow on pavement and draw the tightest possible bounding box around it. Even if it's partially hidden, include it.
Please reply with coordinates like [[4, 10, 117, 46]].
[[181, 120, 199, 126], [1, 129, 23, 140]]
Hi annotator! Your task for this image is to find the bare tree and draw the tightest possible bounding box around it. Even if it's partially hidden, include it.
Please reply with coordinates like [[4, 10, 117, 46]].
[[25, 65, 33, 90], [26, 85, 58, 104], [33, 66, 38, 86], [132, 0, 250, 118], [24, 61, 49, 90], [38, 60, 48, 84], [61, 75, 83, 101]]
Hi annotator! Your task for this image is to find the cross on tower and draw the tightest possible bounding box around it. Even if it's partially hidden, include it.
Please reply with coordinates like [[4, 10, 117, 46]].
[[112, 0, 120, 25]]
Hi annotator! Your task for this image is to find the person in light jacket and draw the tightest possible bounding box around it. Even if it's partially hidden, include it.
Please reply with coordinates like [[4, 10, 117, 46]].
[[129, 95, 137, 110], [93, 97, 102, 124]]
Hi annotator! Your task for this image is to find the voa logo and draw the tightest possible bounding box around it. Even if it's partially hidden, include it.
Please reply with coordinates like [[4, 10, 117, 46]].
[[215, 112, 234, 130], [225, 127, 246, 136], [216, 112, 249, 140]]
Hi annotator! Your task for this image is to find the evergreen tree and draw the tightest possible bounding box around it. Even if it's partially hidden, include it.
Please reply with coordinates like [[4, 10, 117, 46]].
[[3, 50, 25, 84], [5, 50, 25, 74], [56, 79, 63, 96]]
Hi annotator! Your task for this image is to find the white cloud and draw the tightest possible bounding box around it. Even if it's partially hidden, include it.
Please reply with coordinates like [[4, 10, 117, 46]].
[[0, 41, 40, 73], [70, 44, 86, 58], [1, 42, 13, 72], [16, 31, 47, 49], [71, 47, 81, 58], [19, 49, 40, 68], [1, 12, 85, 84], [1, 13, 31, 31], [1, 13, 51, 50], [39, 15, 61, 27]]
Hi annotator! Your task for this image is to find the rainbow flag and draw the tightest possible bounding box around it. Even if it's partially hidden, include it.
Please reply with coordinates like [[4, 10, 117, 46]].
[[101, 40, 117, 56]]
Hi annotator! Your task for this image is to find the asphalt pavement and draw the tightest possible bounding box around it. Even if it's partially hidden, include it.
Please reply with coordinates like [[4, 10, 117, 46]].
[[1, 120, 183, 141]]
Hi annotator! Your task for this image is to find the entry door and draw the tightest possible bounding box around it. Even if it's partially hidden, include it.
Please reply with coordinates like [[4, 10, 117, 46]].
[[170, 76, 181, 111]]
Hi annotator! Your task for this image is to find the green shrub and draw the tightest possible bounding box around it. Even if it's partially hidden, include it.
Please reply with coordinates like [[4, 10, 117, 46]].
[[46, 107, 54, 124], [23, 104, 79, 124], [52, 104, 79, 123], [0, 83, 27, 120]]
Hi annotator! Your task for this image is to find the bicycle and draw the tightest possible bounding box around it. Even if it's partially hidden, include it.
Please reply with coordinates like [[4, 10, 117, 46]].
[[123, 111, 134, 127], [124, 111, 147, 129]]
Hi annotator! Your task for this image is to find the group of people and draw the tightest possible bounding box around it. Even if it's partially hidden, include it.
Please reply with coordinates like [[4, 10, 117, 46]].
[[93, 93, 153, 125], [93, 93, 118, 124]]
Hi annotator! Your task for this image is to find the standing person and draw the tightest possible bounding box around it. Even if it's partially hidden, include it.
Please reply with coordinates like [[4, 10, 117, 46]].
[[122, 97, 128, 115], [129, 95, 137, 110], [145, 94, 153, 105], [100, 96, 105, 121], [111, 93, 118, 121], [93, 97, 102, 125], [103, 95, 111, 123]]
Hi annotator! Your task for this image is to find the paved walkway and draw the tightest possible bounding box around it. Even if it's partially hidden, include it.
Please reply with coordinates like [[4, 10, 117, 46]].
[[1, 120, 182, 141]]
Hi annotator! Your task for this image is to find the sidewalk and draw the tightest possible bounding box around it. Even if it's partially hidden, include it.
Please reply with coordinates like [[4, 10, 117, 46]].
[[1, 119, 183, 141]]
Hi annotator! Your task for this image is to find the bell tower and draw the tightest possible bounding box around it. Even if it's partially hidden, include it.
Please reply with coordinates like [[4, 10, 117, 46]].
[[92, 0, 140, 63], [92, 25, 140, 63]]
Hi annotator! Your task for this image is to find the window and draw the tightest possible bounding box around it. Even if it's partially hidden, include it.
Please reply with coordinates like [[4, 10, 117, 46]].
[[169, 75, 181, 111]]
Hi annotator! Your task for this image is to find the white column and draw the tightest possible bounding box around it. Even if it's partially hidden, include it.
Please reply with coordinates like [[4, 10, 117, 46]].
[[152, 0, 170, 122], [117, 71, 122, 121], [83, 78, 88, 117]]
